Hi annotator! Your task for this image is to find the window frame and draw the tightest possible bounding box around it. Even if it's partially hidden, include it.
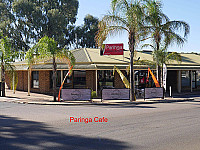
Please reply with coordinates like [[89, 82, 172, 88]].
[[32, 71, 39, 89]]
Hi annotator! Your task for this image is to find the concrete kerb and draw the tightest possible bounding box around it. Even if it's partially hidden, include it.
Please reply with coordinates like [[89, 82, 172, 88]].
[[0, 96, 195, 106], [2, 88, 196, 105]]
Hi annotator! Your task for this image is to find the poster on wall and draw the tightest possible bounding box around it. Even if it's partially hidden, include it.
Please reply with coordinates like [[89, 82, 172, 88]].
[[101, 43, 124, 55]]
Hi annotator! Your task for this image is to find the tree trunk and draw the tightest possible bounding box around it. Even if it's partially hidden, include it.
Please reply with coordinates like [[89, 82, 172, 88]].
[[129, 31, 136, 102], [130, 51, 134, 101], [156, 40, 162, 87], [28, 68, 31, 96], [156, 64, 161, 86], [53, 56, 57, 101]]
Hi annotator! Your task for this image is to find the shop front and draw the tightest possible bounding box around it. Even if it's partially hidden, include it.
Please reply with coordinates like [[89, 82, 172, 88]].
[[5, 48, 200, 96]]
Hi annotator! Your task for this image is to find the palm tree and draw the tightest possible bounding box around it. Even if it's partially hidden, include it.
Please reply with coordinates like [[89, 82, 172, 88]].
[[26, 36, 75, 101], [152, 46, 182, 66], [152, 45, 182, 86], [144, 0, 190, 85], [0, 36, 18, 96], [95, 0, 146, 101]]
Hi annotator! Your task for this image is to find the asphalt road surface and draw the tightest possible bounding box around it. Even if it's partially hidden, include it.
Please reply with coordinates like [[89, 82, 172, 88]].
[[1, 98, 200, 150]]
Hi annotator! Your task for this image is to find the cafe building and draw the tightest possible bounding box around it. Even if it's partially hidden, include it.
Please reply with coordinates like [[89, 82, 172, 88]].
[[5, 48, 200, 96]]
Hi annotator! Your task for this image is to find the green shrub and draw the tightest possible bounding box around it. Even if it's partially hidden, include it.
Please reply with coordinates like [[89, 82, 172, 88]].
[[91, 90, 97, 98]]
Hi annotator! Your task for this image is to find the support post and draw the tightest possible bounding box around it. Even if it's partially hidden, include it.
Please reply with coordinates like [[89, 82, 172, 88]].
[[13, 71, 15, 94], [96, 70, 98, 96], [28, 69, 30, 96], [169, 86, 172, 97], [190, 71, 193, 93], [177, 70, 181, 93], [61, 70, 63, 84]]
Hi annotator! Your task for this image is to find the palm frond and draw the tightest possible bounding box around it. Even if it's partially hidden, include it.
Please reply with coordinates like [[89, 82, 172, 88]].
[[141, 43, 155, 50], [111, 0, 130, 15], [163, 20, 190, 38], [95, 15, 128, 47], [96, 0, 146, 50], [163, 30, 186, 48], [166, 52, 182, 63], [26, 36, 75, 68], [57, 48, 76, 66]]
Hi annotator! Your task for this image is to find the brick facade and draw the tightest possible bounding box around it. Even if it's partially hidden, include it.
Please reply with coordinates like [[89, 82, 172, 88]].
[[6, 70, 127, 95], [5, 71, 11, 89], [85, 70, 127, 91], [17, 71, 24, 90], [23, 71, 28, 91], [30, 71, 51, 94], [5, 71, 28, 91], [6, 70, 52, 94], [86, 70, 96, 90], [114, 70, 126, 88], [6, 70, 184, 95]]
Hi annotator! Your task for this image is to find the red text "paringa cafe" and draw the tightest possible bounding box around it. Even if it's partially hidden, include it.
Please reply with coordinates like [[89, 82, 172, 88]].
[[69, 117, 108, 124]]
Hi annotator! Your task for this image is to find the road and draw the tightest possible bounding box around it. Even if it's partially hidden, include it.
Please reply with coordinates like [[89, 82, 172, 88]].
[[1, 98, 200, 150]]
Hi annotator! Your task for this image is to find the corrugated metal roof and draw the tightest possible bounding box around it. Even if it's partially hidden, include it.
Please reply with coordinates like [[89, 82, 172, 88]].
[[71, 48, 90, 63], [15, 65, 29, 70], [85, 48, 200, 65], [30, 64, 97, 70], [12, 48, 200, 70], [85, 48, 130, 64]]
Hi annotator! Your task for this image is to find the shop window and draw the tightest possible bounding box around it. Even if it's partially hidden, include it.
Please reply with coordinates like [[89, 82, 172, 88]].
[[197, 71, 200, 87], [190, 71, 196, 89], [135, 70, 153, 89], [50, 71, 61, 88], [63, 70, 73, 88], [73, 70, 86, 88], [57, 71, 61, 87], [181, 71, 190, 87], [32, 71, 39, 88], [98, 70, 114, 89]]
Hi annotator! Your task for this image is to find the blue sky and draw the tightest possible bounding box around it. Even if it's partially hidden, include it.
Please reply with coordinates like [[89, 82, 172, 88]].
[[76, 0, 200, 53]]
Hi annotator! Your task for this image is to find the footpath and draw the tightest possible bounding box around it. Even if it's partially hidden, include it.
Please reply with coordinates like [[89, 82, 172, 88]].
[[0, 89, 196, 106]]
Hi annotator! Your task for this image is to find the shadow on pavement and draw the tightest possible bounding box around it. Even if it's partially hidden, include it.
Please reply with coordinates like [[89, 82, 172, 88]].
[[0, 115, 131, 150]]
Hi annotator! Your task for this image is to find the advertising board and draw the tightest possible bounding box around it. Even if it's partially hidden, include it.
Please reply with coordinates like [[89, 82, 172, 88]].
[[102, 89, 129, 100], [62, 89, 91, 101], [144, 88, 164, 99]]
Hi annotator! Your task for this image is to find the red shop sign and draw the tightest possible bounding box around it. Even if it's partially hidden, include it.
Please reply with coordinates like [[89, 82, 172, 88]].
[[103, 43, 123, 55]]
